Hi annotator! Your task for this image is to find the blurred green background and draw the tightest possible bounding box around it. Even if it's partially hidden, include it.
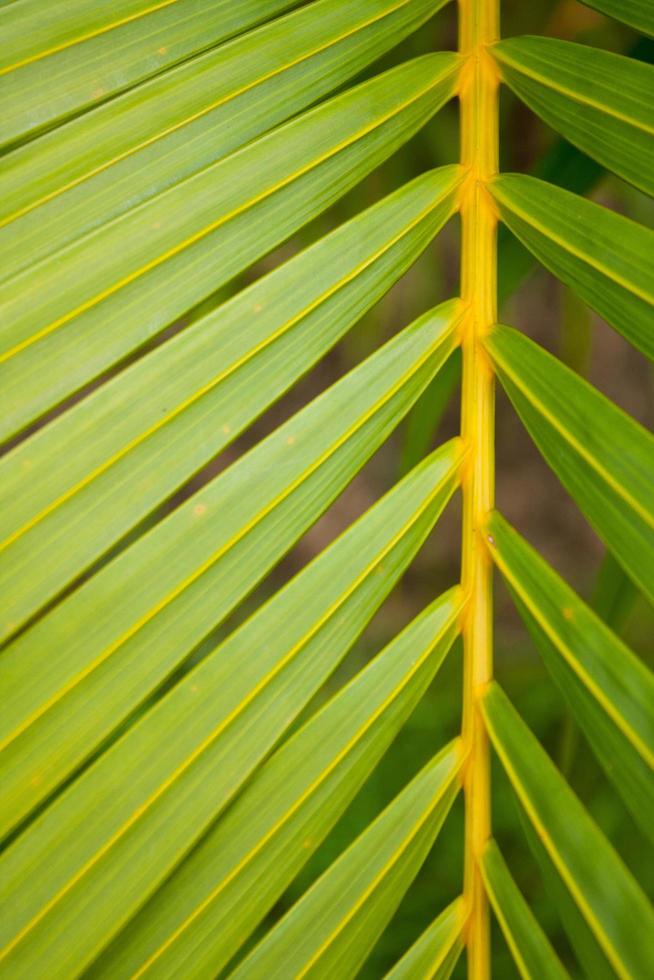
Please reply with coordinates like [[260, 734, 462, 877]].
[[163, 2, 653, 975]]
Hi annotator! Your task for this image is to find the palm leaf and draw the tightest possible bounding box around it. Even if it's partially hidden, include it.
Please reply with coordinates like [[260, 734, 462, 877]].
[[0, 0, 448, 228], [490, 174, 654, 360], [0, 315, 461, 834], [480, 841, 568, 980], [0, 53, 460, 438], [0, 0, 300, 148], [493, 37, 654, 196], [482, 683, 654, 978], [230, 743, 463, 980], [385, 899, 465, 979], [1, 0, 652, 976], [0, 170, 461, 638], [516, 805, 615, 980], [485, 324, 654, 603], [0, 447, 461, 972], [93, 589, 463, 978], [580, 0, 654, 35], [486, 511, 654, 843]]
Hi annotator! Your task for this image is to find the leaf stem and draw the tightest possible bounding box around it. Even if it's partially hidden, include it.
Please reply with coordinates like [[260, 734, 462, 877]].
[[457, 0, 499, 976]]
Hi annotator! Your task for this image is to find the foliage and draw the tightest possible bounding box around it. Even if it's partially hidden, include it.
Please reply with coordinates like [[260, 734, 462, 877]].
[[0, 0, 652, 976]]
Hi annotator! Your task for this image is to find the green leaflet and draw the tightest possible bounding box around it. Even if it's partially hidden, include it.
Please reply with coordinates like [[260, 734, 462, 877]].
[[497, 136, 603, 304], [485, 325, 654, 605], [0, 308, 463, 838], [480, 841, 568, 980], [0, 53, 461, 439], [516, 807, 615, 980], [231, 743, 463, 980], [0, 445, 462, 977], [92, 589, 463, 979], [486, 512, 654, 844], [0, 0, 449, 264], [482, 684, 654, 979], [385, 899, 465, 979], [579, 0, 654, 36], [0, 0, 300, 148], [0, 0, 174, 66], [0, 167, 461, 640], [490, 174, 654, 360], [493, 37, 654, 197]]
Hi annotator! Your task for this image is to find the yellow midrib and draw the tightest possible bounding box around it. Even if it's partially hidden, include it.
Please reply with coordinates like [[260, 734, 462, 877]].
[[457, 1, 500, 977]]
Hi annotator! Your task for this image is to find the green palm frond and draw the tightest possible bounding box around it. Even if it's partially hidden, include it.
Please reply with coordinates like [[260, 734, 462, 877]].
[[0, 0, 652, 977]]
